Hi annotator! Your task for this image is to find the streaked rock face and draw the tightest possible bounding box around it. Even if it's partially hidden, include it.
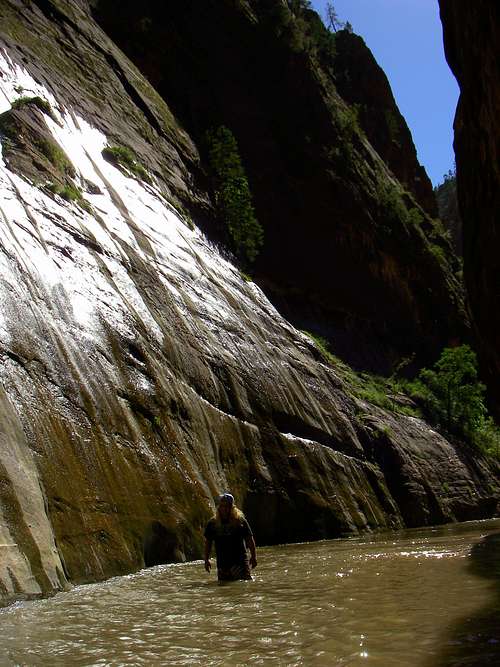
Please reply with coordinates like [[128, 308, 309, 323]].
[[439, 0, 500, 416], [0, 0, 498, 606], [91, 0, 466, 375], [332, 29, 437, 218], [0, 385, 68, 604]]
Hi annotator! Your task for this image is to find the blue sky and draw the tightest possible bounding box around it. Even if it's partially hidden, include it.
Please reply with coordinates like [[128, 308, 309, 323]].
[[310, 0, 459, 186]]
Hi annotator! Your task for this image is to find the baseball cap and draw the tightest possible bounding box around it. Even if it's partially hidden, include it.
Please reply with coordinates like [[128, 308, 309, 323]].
[[218, 493, 234, 505]]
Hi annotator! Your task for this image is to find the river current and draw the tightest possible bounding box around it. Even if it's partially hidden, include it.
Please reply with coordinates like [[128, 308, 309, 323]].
[[1, 519, 499, 666]]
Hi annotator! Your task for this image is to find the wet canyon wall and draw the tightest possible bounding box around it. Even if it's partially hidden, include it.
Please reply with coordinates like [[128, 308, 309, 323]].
[[0, 0, 498, 608], [439, 0, 500, 417], [91, 0, 466, 376]]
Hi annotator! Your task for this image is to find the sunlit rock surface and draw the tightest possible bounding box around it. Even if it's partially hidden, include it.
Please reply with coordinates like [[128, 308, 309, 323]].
[[0, 384, 68, 603], [0, 0, 498, 606], [92, 0, 466, 376]]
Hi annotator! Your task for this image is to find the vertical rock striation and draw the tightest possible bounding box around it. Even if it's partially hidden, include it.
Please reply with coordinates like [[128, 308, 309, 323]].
[[92, 0, 466, 375], [0, 0, 497, 606], [0, 386, 68, 604], [439, 0, 500, 415], [333, 29, 437, 218]]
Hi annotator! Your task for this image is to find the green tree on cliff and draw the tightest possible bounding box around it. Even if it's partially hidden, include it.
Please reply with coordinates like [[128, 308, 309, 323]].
[[206, 126, 263, 263], [411, 345, 486, 435]]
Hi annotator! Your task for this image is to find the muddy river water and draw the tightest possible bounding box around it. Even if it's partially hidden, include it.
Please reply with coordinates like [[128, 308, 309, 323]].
[[1, 519, 499, 666]]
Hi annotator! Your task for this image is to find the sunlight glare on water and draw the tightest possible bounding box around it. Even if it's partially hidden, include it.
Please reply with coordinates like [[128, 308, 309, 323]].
[[0, 519, 499, 666]]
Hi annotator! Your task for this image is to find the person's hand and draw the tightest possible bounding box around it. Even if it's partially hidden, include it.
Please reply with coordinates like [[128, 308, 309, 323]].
[[204, 559, 211, 573], [250, 555, 257, 569]]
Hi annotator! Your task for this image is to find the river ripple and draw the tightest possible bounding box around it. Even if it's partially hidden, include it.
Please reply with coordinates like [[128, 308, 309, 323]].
[[1, 519, 499, 666]]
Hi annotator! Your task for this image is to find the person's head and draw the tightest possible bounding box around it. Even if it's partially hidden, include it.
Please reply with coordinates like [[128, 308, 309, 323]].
[[216, 493, 243, 523]]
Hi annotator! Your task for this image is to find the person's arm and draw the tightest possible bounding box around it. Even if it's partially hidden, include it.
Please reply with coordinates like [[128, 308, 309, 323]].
[[245, 534, 257, 569], [204, 538, 212, 572]]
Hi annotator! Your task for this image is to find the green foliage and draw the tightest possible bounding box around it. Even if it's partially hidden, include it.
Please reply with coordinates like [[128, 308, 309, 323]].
[[377, 181, 408, 232], [12, 96, 53, 117], [102, 145, 135, 164], [45, 182, 61, 195], [376, 182, 437, 242], [60, 183, 82, 202], [330, 105, 363, 166], [302, 331, 331, 359], [300, 330, 418, 415], [0, 106, 74, 177], [434, 168, 461, 256], [311, 23, 337, 61], [46, 181, 83, 202], [384, 109, 400, 146], [473, 417, 500, 458], [428, 216, 451, 241], [282, 0, 337, 59], [46, 182, 94, 213], [102, 145, 152, 184], [337, 105, 360, 142], [206, 126, 263, 263], [434, 168, 457, 220], [300, 333, 499, 460], [380, 424, 393, 438], [79, 199, 94, 214], [409, 345, 486, 436], [428, 243, 447, 267], [407, 344, 500, 459], [354, 377, 399, 412], [407, 207, 424, 227], [37, 138, 75, 177]]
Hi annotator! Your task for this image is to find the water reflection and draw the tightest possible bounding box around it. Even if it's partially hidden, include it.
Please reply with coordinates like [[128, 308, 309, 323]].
[[428, 531, 500, 666], [0, 519, 499, 666]]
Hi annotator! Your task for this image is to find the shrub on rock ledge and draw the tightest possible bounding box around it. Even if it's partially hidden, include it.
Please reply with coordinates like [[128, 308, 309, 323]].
[[102, 145, 152, 184]]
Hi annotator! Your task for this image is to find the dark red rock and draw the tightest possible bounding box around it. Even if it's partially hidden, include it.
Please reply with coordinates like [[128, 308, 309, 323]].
[[91, 0, 466, 376], [333, 30, 438, 218], [439, 0, 500, 416], [435, 173, 462, 256], [0, 0, 497, 608]]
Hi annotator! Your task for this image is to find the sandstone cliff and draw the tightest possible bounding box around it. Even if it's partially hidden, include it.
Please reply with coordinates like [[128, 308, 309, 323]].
[[435, 172, 462, 257], [0, 0, 497, 608], [332, 29, 437, 218], [439, 0, 500, 417], [92, 0, 465, 376]]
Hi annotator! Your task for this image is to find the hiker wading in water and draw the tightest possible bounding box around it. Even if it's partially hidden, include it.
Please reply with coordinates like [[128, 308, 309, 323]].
[[204, 493, 257, 581]]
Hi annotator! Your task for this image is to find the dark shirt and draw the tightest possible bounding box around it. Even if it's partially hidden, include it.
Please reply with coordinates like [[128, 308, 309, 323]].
[[204, 517, 252, 569]]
